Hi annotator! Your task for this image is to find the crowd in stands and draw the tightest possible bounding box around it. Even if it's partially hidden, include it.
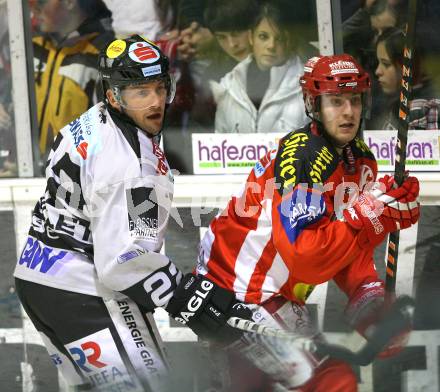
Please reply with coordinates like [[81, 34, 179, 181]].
[[0, 0, 439, 176]]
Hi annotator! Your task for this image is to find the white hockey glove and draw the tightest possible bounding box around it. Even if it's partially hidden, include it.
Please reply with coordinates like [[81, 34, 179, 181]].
[[231, 298, 322, 390]]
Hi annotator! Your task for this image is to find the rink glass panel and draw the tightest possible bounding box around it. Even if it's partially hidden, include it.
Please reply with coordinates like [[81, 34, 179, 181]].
[[340, 0, 440, 131], [161, 1, 320, 174], [0, 3, 18, 178]]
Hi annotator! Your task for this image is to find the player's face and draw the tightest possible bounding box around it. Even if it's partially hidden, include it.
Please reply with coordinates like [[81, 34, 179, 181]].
[[320, 93, 363, 148], [250, 17, 289, 71], [215, 31, 251, 62], [114, 80, 167, 135], [375, 41, 401, 95]]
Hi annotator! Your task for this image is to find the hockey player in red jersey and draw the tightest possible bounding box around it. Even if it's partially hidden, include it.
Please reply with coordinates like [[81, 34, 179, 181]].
[[194, 54, 420, 391]]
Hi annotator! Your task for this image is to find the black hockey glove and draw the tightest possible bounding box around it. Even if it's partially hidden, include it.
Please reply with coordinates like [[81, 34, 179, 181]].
[[166, 273, 252, 345]]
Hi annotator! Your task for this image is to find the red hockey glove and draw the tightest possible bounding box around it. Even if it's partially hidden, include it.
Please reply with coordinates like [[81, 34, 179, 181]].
[[343, 175, 420, 247], [345, 280, 385, 338], [345, 283, 411, 358]]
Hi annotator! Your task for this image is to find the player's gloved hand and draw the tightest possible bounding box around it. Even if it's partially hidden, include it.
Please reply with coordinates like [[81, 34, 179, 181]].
[[228, 298, 318, 390], [239, 332, 316, 390], [377, 328, 411, 358], [165, 273, 252, 344], [345, 280, 385, 338], [343, 175, 420, 247], [346, 282, 412, 358]]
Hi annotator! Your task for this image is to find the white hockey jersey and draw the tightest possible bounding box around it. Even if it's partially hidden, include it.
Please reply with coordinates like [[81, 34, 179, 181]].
[[14, 103, 180, 307]]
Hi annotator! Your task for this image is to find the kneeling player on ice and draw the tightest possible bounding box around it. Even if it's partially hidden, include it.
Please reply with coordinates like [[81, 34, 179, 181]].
[[14, 35, 250, 391], [185, 54, 420, 391]]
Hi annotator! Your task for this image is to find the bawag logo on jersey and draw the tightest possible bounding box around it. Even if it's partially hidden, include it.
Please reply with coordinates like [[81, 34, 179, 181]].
[[126, 187, 159, 242], [278, 186, 326, 244], [18, 236, 68, 274]]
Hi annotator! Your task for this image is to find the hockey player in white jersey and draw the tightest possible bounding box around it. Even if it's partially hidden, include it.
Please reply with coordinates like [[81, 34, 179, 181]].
[[14, 35, 251, 391]]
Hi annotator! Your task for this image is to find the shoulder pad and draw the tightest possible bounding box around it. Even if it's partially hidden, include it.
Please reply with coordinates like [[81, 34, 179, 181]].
[[275, 130, 339, 192], [351, 137, 376, 160]]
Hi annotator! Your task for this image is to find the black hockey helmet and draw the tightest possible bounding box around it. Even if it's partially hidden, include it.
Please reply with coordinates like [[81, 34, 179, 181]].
[[98, 35, 176, 108]]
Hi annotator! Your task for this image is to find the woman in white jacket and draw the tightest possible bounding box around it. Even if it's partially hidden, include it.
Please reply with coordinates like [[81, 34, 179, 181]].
[[211, 0, 310, 133]]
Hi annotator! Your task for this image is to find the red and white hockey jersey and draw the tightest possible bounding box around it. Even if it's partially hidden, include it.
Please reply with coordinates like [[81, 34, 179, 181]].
[[197, 123, 383, 305]]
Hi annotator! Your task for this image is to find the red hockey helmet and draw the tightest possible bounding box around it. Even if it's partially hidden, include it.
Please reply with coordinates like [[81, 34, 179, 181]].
[[300, 54, 371, 119]]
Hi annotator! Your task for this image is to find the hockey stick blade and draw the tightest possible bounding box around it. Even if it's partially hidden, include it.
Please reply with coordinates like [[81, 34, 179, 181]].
[[227, 296, 415, 366]]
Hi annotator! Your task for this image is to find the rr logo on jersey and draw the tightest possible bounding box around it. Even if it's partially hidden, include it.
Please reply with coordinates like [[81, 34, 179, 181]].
[[69, 341, 107, 372]]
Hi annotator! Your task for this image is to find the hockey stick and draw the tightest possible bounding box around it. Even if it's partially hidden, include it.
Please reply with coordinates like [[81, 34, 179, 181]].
[[227, 295, 415, 366], [385, 0, 418, 301]]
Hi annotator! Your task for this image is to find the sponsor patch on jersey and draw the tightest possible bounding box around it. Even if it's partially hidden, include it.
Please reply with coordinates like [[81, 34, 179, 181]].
[[66, 329, 139, 390], [276, 132, 309, 191], [68, 118, 88, 159], [254, 149, 277, 178], [18, 236, 70, 275], [117, 248, 146, 264], [278, 185, 326, 243], [308, 146, 335, 183], [128, 42, 160, 64], [65, 107, 103, 161], [142, 64, 162, 77], [126, 187, 159, 242], [106, 39, 126, 59], [293, 283, 315, 302]]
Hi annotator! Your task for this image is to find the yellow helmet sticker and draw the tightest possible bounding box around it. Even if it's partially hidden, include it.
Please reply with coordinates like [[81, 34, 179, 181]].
[[106, 39, 126, 59], [293, 283, 315, 302]]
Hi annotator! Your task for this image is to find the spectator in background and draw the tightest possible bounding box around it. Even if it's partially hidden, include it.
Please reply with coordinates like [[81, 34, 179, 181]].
[[211, 0, 310, 133], [162, 0, 258, 173], [343, 0, 408, 73], [176, 0, 212, 61], [102, 0, 178, 40], [0, 0, 17, 177], [183, 0, 258, 125], [373, 27, 439, 130], [31, 0, 113, 168], [203, 0, 257, 81]]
